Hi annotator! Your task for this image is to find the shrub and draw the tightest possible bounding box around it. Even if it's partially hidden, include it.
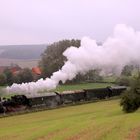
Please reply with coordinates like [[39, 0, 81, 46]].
[[120, 74, 140, 113], [0, 73, 7, 86], [116, 76, 131, 86], [120, 90, 140, 113]]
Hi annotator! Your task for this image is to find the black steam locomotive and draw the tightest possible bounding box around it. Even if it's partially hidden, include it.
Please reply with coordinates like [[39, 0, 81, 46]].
[[0, 86, 126, 114]]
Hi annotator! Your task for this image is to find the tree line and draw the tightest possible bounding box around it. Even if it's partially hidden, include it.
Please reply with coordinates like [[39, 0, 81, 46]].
[[0, 68, 34, 86]]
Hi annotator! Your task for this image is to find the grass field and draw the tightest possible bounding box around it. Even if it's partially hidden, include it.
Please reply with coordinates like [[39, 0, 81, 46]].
[[0, 99, 140, 140], [55, 82, 114, 92], [0, 82, 114, 96], [103, 76, 117, 83]]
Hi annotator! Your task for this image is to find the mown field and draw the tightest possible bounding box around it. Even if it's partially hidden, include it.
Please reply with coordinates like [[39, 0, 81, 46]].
[[0, 99, 140, 140]]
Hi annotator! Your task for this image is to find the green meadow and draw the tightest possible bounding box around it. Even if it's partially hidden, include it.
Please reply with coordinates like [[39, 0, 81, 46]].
[[0, 99, 140, 140], [55, 82, 114, 92]]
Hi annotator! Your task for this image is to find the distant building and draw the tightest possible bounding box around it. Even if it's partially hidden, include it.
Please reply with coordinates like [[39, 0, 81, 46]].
[[10, 66, 22, 75], [0, 65, 22, 75], [32, 67, 42, 80]]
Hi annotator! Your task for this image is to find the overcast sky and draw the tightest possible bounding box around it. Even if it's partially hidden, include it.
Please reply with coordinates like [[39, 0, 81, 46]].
[[0, 0, 140, 45]]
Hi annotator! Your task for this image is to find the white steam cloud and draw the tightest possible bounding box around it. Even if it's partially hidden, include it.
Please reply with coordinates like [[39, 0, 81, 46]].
[[7, 24, 140, 94]]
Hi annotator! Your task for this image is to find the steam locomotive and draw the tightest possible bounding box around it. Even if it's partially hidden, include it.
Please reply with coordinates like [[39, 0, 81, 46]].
[[0, 86, 126, 114]]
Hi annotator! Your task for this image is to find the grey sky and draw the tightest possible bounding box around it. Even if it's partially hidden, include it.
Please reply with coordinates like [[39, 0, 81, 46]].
[[0, 0, 140, 45]]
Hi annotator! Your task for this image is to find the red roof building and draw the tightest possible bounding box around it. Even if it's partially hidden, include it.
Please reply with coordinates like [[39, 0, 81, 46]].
[[0, 65, 21, 75], [32, 67, 42, 81], [32, 67, 42, 75], [11, 66, 22, 75]]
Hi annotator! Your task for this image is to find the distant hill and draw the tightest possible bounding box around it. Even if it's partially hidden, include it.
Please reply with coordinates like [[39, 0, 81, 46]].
[[0, 45, 47, 59], [0, 44, 47, 68], [0, 58, 39, 68]]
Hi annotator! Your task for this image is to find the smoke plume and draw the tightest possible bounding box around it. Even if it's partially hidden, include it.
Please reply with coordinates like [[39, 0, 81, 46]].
[[7, 24, 140, 94]]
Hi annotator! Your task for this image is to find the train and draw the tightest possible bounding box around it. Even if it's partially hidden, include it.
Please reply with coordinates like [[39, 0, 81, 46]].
[[0, 86, 127, 114]]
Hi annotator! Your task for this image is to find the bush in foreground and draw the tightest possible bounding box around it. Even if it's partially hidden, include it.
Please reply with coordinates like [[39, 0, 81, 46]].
[[120, 75, 140, 113], [120, 90, 140, 113]]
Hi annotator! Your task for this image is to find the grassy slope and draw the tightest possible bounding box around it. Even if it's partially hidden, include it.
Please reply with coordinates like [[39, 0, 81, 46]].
[[0, 99, 140, 140]]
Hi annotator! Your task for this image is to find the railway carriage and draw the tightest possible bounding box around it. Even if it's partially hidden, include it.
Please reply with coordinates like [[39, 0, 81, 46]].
[[84, 88, 110, 100], [60, 90, 85, 104], [28, 92, 61, 108]]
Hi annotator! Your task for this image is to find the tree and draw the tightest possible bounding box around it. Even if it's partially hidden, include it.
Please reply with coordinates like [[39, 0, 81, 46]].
[[115, 76, 131, 86], [120, 74, 140, 113], [17, 68, 33, 83], [84, 69, 103, 82], [121, 65, 134, 76], [3, 68, 13, 85], [65, 69, 103, 84], [0, 73, 7, 86], [39, 39, 80, 78], [12, 74, 21, 84]]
